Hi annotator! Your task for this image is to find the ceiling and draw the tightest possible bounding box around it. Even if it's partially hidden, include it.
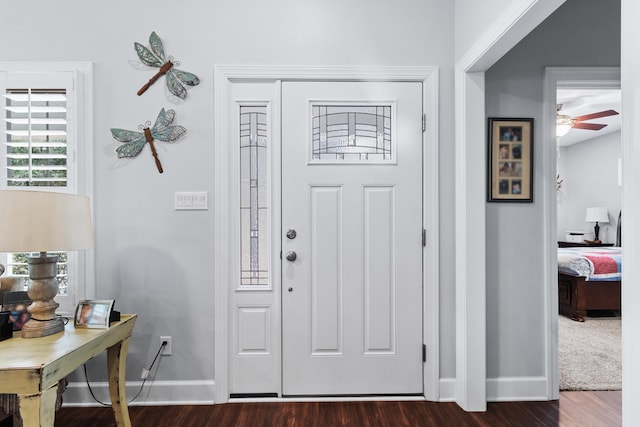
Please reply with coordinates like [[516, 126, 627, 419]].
[[556, 88, 622, 147]]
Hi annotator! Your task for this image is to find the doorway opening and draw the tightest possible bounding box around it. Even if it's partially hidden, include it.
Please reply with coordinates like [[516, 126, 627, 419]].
[[543, 66, 621, 396], [556, 83, 622, 391]]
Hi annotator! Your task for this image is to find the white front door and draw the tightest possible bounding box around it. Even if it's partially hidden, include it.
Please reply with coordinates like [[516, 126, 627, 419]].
[[281, 81, 424, 395]]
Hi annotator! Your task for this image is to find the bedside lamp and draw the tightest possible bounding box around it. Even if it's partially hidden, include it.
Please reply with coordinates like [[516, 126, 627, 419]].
[[585, 207, 609, 242], [0, 190, 93, 338]]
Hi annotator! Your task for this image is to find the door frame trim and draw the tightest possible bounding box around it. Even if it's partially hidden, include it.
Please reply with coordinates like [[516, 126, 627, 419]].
[[454, 0, 566, 410], [542, 66, 621, 399], [214, 65, 440, 404]]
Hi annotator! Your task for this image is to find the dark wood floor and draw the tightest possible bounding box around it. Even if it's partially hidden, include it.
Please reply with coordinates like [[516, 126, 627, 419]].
[[17, 391, 614, 427]]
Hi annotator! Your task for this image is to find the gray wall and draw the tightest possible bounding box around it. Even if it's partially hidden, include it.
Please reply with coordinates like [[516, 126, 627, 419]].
[[0, 0, 458, 400], [455, 0, 515, 60], [485, 0, 620, 378], [558, 132, 622, 244]]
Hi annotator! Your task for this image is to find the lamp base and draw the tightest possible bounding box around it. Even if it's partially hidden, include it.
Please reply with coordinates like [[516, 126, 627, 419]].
[[22, 253, 65, 339], [21, 316, 65, 338]]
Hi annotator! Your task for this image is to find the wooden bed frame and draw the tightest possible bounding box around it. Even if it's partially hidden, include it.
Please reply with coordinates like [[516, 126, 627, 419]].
[[558, 273, 621, 322]]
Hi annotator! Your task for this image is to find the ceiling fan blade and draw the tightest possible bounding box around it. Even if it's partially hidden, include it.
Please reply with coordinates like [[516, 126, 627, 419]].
[[572, 109, 619, 122], [572, 122, 607, 131]]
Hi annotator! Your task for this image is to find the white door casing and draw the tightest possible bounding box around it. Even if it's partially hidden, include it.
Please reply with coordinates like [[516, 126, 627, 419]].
[[281, 81, 424, 395], [213, 66, 439, 403]]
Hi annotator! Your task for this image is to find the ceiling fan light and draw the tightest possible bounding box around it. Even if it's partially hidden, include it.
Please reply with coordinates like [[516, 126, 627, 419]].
[[556, 114, 574, 137], [556, 123, 572, 137]]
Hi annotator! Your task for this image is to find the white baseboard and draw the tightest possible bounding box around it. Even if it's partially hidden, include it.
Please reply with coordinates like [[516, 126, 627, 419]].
[[438, 378, 456, 401], [439, 376, 550, 403], [62, 380, 216, 407], [487, 376, 550, 401], [62, 377, 550, 407]]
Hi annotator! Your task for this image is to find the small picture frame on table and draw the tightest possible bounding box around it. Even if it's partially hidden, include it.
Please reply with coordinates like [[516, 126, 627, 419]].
[[487, 118, 533, 202], [1, 291, 32, 330], [1, 311, 13, 341], [74, 300, 115, 329]]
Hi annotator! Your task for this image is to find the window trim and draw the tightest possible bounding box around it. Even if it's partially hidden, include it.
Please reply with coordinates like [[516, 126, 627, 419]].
[[0, 62, 94, 314]]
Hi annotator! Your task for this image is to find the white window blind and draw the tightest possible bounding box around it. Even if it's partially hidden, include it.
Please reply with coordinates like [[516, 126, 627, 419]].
[[3, 89, 69, 187], [0, 65, 92, 314]]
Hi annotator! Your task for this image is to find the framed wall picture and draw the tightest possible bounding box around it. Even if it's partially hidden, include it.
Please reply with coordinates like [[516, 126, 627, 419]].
[[74, 300, 115, 328], [487, 118, 533, 202]]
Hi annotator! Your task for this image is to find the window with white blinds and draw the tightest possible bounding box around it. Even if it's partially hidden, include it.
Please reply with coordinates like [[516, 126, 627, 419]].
[[0, 65, 92, 314], [3, 88, 69, 187]]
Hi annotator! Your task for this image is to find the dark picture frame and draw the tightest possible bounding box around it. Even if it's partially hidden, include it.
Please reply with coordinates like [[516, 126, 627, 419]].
[[487, 118, 533, 202], [74, 299, 114, 329], [1, 291, 31, 330]]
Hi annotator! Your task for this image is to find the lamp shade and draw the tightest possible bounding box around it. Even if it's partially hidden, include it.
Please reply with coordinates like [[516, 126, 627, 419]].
[[0, 190, 93, 252], [585, 206, 609, 224]]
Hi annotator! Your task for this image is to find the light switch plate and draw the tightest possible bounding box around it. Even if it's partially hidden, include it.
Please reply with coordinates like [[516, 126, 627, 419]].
[[175, 192, 208, 210]]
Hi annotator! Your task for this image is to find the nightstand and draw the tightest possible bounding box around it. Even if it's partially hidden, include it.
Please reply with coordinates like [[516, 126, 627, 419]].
[[558, 241, 614, 248]]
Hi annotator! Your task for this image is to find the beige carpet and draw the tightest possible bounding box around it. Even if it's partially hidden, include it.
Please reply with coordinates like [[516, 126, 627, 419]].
[[559, 314, 621, 391]]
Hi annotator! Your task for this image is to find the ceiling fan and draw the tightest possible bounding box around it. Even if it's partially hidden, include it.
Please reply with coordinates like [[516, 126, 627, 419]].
[[556, 104, 619, 137]]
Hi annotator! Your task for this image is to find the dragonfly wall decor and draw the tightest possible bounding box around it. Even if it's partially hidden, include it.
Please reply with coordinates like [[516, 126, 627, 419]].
[[134, 31, 200, 100], [111, 108, 186, 174]]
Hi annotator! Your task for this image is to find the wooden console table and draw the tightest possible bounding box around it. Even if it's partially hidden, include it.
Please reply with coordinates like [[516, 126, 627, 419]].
[[0, 314, 137, 427]]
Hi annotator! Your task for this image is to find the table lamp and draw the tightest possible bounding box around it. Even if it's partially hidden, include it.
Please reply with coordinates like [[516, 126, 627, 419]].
[[585, 206, 609, 242], [0, 190, 93, 338]]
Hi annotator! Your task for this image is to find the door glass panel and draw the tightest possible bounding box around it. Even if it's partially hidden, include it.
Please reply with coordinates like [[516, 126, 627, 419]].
[[311, 104, 393, 162], [240, 105, 269, 287]]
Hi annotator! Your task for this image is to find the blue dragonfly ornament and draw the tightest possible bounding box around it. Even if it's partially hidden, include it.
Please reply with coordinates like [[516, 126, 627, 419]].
[[135, 31, 200, 99], [111, 108, 186, 174]]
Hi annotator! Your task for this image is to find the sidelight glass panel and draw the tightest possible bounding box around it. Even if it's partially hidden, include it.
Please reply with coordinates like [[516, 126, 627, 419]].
[[240, 105, 269, 287], [311, 104, 392, 162]]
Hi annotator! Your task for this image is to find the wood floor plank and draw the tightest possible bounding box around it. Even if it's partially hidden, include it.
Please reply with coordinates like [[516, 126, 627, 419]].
[[9, 391, 614, 427]]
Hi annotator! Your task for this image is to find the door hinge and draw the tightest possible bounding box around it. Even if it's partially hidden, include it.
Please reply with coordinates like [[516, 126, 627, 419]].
[[422, 344, 427, 362], [279, 250, 282, 260], [422, 113, 426, 132], [422, 229, 426, 247]]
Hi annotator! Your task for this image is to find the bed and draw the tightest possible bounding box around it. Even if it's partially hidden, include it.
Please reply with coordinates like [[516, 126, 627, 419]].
[[557, 246, 621, 322]]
